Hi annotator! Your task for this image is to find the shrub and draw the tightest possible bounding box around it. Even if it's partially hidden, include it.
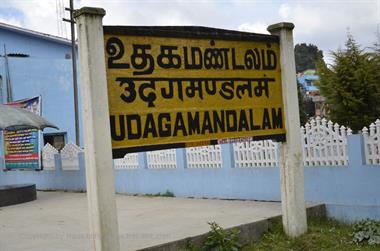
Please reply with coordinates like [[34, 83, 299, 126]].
[[351, 219, 380, 245], [203, 222, 242, 251]]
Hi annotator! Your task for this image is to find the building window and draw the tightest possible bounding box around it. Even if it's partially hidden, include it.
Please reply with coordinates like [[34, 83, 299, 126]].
[[43, 132, 66, 151]]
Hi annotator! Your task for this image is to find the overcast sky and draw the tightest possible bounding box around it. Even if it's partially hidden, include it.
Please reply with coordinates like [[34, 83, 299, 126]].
[[1, 0, 379, 62]]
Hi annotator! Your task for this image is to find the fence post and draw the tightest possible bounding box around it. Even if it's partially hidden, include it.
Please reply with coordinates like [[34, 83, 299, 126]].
[[268, 22, 307, 237], [221, 143, 234, 168], [139, 152, 148, 169], [347, 134, 365, 167], [74, 7, 120, 251], [176, 148, 187, 169]]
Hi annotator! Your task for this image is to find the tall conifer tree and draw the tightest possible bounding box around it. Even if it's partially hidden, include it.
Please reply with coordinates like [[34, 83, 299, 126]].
[[317, 34, 380, 131]]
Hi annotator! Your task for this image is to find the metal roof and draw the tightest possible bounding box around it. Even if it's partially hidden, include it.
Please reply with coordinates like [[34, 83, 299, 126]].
[[0, 22, 71, 46]]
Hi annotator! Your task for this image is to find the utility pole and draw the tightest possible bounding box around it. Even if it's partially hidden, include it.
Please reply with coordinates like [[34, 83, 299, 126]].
[[63, 0, 80, 146], [0, 75, 3, 103], [4, 45, 13, 103]]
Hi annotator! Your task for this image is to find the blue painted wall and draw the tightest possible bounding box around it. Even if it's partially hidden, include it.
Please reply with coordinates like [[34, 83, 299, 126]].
[[0, 26, 81, 147], [0, 25, 378, 223], [0, 134, 379, 223]]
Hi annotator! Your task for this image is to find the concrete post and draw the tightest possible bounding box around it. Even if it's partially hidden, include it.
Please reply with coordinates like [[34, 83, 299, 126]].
[[221, 143, 235, 169], [267, 22, 307, 237], [139, 152, 148, 169], [74, 8, 120, 251], [176, 148, 187, 169], [347, 134, 365, 167]]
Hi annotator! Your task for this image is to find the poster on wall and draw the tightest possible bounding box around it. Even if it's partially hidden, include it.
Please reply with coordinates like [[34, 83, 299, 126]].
[[3, 96, 42, 170]]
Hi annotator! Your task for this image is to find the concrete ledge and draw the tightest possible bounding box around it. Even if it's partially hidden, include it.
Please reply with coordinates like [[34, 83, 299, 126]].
[[0, 184, 36, 207], [326, 204, 380, 223], [138, 204, 326, 251]]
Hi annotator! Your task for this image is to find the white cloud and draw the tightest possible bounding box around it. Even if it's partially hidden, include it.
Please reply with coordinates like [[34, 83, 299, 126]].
[[2, 0, 70, 37], [278, 3, 290, 19], [276, 1, 379, 51], [0, 16, 22, 27], [1, 0, 379, 60], [238, 22, 269, 34]]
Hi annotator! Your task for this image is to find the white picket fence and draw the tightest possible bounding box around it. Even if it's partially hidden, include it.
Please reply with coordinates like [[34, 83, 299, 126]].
[[60, 143, 83, 170], [41, 118, 380, 169], [233, 140, 278, 168], [362, 119, 380, 165], [42, 143, 83, 170], [186, 145, 222, 168], [301, 117, 351, 166], [42, 143, 58, 170], [147, 149, 177, 169], [114, 153, 139, 169]]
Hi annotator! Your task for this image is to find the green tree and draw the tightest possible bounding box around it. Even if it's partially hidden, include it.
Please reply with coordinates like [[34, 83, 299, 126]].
[[317, 34, 380, 131], [294, 43, 324, 73], [297, 82, 308, 125]]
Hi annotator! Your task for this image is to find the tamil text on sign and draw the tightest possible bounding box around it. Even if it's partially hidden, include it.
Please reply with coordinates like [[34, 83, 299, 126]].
[[104, 27, 285, 157]]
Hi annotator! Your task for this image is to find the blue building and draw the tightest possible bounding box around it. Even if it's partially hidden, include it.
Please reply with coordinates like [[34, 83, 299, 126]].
[[297, 69, 320, 93], [0, 22, 80, 156], [297, 69, 326, 117]]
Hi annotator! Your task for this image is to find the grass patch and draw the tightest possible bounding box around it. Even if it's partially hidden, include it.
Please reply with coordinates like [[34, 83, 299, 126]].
[[143, 190, 175, 198], [244, 217, 378, 251]]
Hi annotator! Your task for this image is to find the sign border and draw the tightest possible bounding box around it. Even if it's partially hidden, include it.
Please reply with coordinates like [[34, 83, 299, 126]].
[[103, 26, 279, 42], [104, 25, 285, 158]]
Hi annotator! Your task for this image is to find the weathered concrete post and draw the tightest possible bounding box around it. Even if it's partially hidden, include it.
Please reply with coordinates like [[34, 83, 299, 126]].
[[74, 7, 120, 251], [267, 22, 307, 237]]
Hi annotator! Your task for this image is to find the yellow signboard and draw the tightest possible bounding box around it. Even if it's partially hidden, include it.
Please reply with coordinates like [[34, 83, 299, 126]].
[[104, 26, 285, 157]]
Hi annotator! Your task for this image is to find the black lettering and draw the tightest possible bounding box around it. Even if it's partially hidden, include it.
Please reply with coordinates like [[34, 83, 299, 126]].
[[236, 80, 253, 99], [244, 48, 261, 70], [205, 80, 217, 95], [131, 44, 154, 75], [221, 48, 230, 69], [117, 78, 137, 103], [185, 80, 203, 99], [138, 81, 156, 107], [262, 108, 272, 129], [249, 109, 261, 130], [201, 111, 213, 134], [143, 114, 158, 138], [126, 114, 142, 139], [157, 45, 181, 69], [254, 79, 270, 98], [212, 110, 225, 133], [219, 81, 234, 100], [183, 47, 202, 69], [272, 108, 283, 129], [262, 44, 277, 70], [158, 113, 171, 137], [161, 80, 184, 101], [110, 115, 125, 141], [204, 47, 224, 70], [187, 112, 200, 135], [226, 110, 237, 132], [173, 112, 187, 136], [231, 48, 244, 70], [238, 110, 249, 131], [106, 37, 130, 69]]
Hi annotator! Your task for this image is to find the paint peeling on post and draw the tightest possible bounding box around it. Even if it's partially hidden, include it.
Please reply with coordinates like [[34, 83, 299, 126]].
[[267, 22, 308, 237], [74, 7, 120, 251]]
